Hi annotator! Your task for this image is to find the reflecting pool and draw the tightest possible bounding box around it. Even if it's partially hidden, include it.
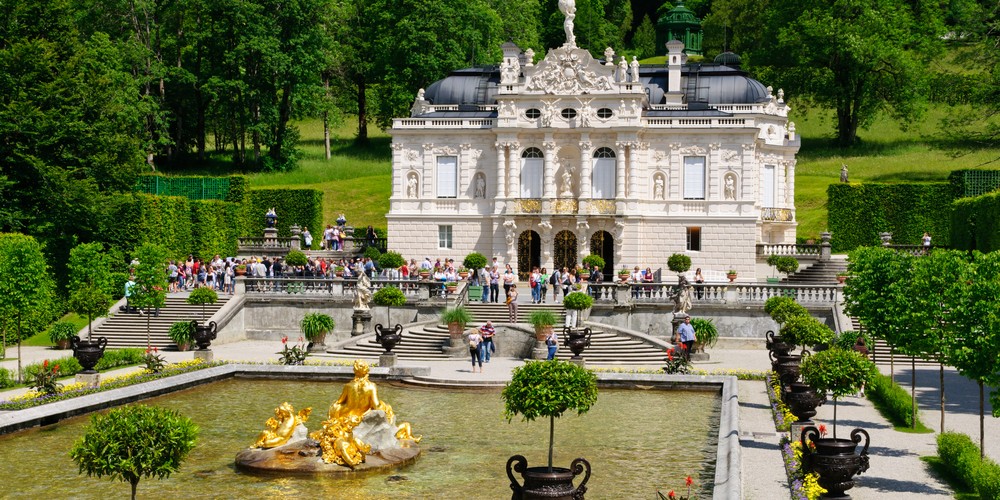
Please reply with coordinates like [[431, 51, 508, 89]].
[[0, 379, 720, 498]]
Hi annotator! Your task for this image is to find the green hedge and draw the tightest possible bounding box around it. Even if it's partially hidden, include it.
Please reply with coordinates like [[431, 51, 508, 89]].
[[134, 174, 249, 202], [937, 432, 1000, 499], [949, 169, 1000, 198], [242, 189, 323, 238], [827, 183, 954, 252], [226, 175, 249, 203], [0, 368, 15, 389], [866, 372, 928, 430], [100, 193, 193, 259], [951, 191, 1000, 253], [190, 200, 241, 259]]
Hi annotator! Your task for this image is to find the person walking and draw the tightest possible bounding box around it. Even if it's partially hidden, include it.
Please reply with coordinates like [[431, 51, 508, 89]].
[[677, 316, 696, 360], [467, 329, 484, 373], [560, 267, 572, 298], [550, 268, 561, 302], [479, 320, 496, 363], [529, 266, 542, 304], [539, 267, 549, 303], [507, 284, 519, 323], [545, 329, 559, 360]]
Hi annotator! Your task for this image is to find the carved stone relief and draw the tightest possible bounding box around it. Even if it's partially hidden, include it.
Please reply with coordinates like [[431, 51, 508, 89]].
[[524, 48, 615, 94]]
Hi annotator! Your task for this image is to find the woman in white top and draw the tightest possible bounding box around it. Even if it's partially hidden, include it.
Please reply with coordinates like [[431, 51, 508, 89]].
[[467, 330, 484, 373], [502, 264, 516, 301]]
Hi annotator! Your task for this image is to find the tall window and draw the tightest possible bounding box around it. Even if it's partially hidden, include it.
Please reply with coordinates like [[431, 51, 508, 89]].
[[592, 147, 616, 199], [438, 225, 453, 249], [436, 156, 457, 198], [683, 157, 706, 200], [763, 164, 775, 206], [520, 147, 543, 198], [686, 227, 702, 251]]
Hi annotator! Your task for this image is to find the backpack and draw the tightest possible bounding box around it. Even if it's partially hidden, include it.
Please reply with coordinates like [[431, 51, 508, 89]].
[[550, 272, 559, 285]]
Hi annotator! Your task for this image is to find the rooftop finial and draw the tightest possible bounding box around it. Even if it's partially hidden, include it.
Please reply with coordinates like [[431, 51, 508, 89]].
[[559, 0, 576, 47]]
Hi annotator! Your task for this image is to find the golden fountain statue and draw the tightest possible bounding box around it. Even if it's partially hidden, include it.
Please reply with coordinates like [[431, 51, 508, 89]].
[[236, 360, 421, 474], [252, 402, 312, 449]]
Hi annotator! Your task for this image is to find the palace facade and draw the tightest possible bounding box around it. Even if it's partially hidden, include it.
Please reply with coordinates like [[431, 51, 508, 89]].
[[387, 39, 799, 280]]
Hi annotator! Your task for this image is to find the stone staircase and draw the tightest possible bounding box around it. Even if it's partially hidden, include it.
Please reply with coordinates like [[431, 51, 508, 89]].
[[784, 260, 848, 284], [848, 316, 937, 366], [552, 326, 667, 365], [464, 302, 566, 324], [92, 296, 230, 349], [325, 324, 453, 361]]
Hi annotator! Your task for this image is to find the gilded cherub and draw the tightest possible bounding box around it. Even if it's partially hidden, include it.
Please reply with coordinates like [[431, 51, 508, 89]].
[[252, 402, 312, 449], [310, 416, 371, 468]]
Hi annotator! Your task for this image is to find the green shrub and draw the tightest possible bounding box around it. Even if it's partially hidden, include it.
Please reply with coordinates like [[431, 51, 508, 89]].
[[168, 321, 195, 345], [691, 318, 718, 348], [951, 190, 1000, 252], [0, 367, 15, 388], [25, 356, 82, 379], [100, 193, 193, 260], [866, 372, 926, 429], [779, 315, 834, 347], [378, 250, 405, 270], [827, 183, 954, 252], [764, 296, 794, 316], [562, 292, 594, 311], [834, 330, 873, 352], [284, 250, 308, 267], [936, 432, 1000, 499], [95, 348, 145, 370], [767, 298, 809, 325], [581, 254, 606, 270], [49, 321, 79, 344], [242, 189, 323, 238], [800, 347, 877, 399], [372, 286, 406, 307], [363, 246, 381, 261], [190, 199, 240, 259], [774, 256, 799, 275], [300, 313, 335, 341], [528, 310, 558, 328], [441, 306, 473, 327], [462, 252, 488, 271], [667, 253, 691, 273]]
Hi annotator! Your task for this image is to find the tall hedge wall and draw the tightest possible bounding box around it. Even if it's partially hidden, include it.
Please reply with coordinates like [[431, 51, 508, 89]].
[[827, 183, 954, 252], [243, 189, 324, 237], [190, 200, 241, 258], [951, 191, 1000, 252]]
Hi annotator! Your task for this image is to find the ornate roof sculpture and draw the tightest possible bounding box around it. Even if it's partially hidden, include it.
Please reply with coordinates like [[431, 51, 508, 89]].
[[523, 47, 615, 94]]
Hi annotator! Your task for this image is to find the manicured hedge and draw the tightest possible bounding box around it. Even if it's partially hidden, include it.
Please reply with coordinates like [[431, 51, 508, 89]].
[[827, 183, 954, 252], [937, 432, 1000, 499], [951, 191, 1000, 253], [226, 175, 249, 203], [23, 348, 146, 379], [134, 174, 249, 202], [100, 193, 193, 259], [190, 200, 241, 259], [866, 372, 927, 430], [242, 189, 323, 238]]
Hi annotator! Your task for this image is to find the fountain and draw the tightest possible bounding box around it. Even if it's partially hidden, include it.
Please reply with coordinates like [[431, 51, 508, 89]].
[[235, 360, 420, 474]]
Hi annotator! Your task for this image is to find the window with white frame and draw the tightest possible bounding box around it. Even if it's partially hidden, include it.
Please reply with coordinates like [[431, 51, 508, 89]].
[[683, 156, 706, 200], [436, 156, 457, 198], [520, 147, 543, 198], [686, 227, 701, 251], [438, 225, 453, 249], [592, 147, 616, 199]]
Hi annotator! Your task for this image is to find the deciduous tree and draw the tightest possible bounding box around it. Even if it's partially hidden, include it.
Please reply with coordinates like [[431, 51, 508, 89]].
[[68, 242, 116, 341], [0, 234, 56, 382]]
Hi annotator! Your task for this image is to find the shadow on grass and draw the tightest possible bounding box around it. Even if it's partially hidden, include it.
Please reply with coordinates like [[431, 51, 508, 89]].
[[798, 135, 996, 161], [299, 136, 391, 161]]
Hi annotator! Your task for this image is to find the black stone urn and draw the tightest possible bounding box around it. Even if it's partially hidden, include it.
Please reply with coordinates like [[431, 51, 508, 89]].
[[507, 455, 591, 500], [766, 330, 793, 356], [374, 323, 403, 354], [783, 382, 826, 422], [563, 326, 592, 359], [71, 336, 107, 374], [801, 426, 871, 499], [191, 320, 218, 350], [770, 349, 808, 386]]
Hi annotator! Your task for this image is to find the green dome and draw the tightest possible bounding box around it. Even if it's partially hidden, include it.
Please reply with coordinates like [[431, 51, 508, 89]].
[[656, 1, 704, 56]]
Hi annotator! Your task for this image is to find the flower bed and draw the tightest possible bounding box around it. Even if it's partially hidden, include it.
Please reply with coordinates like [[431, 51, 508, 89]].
[[591, 367, 767, 380], [766, 372, 797, 432], [780, 436, 827, 499]]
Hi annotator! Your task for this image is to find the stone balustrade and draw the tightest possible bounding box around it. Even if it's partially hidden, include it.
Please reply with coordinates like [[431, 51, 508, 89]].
[[239, 277, 466, 305], [586, 282, 839, 307], [756, 243, 820, 259]]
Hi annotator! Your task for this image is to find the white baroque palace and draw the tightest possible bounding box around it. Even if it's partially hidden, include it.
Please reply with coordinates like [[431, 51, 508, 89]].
[[388, 29, 799, 280]]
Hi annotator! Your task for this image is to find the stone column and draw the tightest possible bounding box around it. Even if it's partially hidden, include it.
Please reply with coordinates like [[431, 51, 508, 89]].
[[615, 141, 627, 200], [820, 232, 831, 261], [626, 143, 638, 199], [579, 138, 593, 200], [495, 142, 507, 198], [508, 143, 521, 199], [543, 139, 557, 199]]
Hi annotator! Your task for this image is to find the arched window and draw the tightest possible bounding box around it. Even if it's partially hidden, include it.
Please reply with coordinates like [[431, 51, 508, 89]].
[[520, 147, 543, 198], [592, 147, 616, 199]]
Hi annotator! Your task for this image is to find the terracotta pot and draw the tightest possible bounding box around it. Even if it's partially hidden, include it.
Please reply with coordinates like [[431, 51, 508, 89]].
[[235, 268, 247, 276], [419, 271, 431, 280], [837, 275, 847, 284], [507, 455, 591, 500], [727, 273, 737, 282], [56, 339, 71, 350], [176, 342, 191, 352], [459, 271, 469, 279], [534, 325, 553, 342], [448, 322, 464, 339], [336, 271, 344, 278], [801, 427, 871, 498]]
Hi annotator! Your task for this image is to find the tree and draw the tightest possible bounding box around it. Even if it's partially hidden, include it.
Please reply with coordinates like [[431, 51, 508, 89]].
[[490, 0, 542, 51], [719, 0, 944, 146], [70, 404, 198, 500], [0, 233, 55, 382], [68, 242, 115, 340], [844, 246, 909, 373], [130, 243, 169, 347], [631, 15, 657, 60]]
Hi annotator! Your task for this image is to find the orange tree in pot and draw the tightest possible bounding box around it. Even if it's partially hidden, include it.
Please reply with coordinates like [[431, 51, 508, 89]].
[[441, 306, 472, 339]]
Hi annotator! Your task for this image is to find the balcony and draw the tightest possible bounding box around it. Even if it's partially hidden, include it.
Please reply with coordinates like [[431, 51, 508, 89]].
[[760, 207, 794, 222]]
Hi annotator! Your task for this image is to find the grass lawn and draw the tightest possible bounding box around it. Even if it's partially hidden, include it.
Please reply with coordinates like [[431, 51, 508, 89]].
[[21, 313, 90, 348]]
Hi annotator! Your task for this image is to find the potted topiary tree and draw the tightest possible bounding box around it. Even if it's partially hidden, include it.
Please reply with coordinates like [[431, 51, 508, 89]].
[[502, 360, 598, 498], [168, 321, 195, 352], [799, 348, 878, 499], [378, 251, 405, 279], [667, 253, 691, 275], [766, 254, 782, 283], [300, 312, 335, 352], [773, 315, 834, 386], [70, 404, 199, 500], [373, 286, 406, 354], [775, 256, 799, 278], [462, 252, 488, 273], [186, 286, 219, 350], [581, 254, 605, 272], [284, 250, 308, 268], [562, 291, 593, 329], [48, 321, 78, 350]]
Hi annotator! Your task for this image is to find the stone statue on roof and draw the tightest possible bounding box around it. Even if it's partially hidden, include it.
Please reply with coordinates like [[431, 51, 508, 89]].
[[558, 0, 576, 47]]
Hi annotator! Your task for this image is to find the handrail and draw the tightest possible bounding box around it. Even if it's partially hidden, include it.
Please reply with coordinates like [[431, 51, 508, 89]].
[[242, 277, 456, 302]]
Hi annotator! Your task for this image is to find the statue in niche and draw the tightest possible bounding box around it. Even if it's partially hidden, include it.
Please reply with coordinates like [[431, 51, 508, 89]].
[[540, 100, 557, 128], [406, 173, 418, 198], [654, 175, 665, 200], [630, 56, 640, 83], [503, 219, 517, 247], [579, 101, 593, 127], [560, 164, 574, 198], [558, 0, 576, 46], [474, 174, 486, 199], [724, 173, 737, 200]]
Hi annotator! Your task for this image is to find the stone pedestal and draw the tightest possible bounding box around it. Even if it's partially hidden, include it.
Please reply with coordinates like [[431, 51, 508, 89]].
[[569, 357, 586, 368], [689, 352, 709, 362], [194, 350, 214, 363], [790, 420, 816, 442], [532, 341, 548, 360], [75, 372, 100, 388], [443, 337, 468, 357], [379, 353, 397, 367], [351, 309, 372, 337], [307, 341, 327, 353]]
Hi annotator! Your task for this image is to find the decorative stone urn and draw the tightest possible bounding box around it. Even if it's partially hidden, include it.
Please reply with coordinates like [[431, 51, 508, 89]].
[[71, 336, 107, 374], [506, 455, 591, 500], [783, 382, 826, 422], [563, 326, 592, 359], [770, 349, 807, 386], [374, 323, 403, 354], [765, 330, 793, 356], [192, 319, 218, 350], [801, 426, 871, 499]]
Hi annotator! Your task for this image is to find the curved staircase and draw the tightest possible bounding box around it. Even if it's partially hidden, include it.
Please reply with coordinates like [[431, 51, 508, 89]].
[[91, 296, 230, 349], [325, 323, 453, 361], [553, 327, 667, 365]]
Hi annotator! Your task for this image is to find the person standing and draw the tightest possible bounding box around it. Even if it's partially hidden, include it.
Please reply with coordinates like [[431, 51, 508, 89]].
[[529, 266, 542, 304], [490, 266, 501, 303], [467, 329, 484, 373], [922, 232, 932, 253], [694, 268, 705, 299], [507, 284, 519, 323], [302, 227, 313, 249], [539, 267, 549, 303], [502, 264, 516, 301], [479, 321, 496, 362], [545, 329, 559, 360], [550, 268, 561, 302], [480, 267, 490, 302], [560, 267, 572, 298], [677, 316, 696, 359]]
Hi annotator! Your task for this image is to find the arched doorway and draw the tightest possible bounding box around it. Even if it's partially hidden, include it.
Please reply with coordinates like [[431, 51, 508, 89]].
[[590, 231, 614, 277], [517, 230, 541, 280], [553, 230, 578, 271]]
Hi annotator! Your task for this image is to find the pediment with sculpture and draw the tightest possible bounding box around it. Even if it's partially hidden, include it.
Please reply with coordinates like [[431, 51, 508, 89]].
[[523, 47, 616, 95]]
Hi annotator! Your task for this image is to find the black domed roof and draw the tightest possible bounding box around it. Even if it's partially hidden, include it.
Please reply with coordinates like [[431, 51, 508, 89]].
[[423, 67, 500, 105], [713, 51, 742, 66]]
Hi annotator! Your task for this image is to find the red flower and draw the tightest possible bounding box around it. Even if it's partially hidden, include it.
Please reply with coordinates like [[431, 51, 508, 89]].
[[43, 360, 49, 369], [53, 364, 60, 372], [686, 475, 693, 486], [668, 491, 676, 499], [667, 349, 674, 361], [818, 424, 828, 437], [281, 336, 288, 344], [153, 347, 159, 353]]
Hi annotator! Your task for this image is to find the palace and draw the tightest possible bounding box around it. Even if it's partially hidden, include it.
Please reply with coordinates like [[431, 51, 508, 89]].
[[387, 34, 799, 281]]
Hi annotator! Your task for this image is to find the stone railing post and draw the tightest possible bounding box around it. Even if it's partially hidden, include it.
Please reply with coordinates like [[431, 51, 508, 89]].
[[880, 232, 892, 247], [235, 276, 246, 295], [289, 224, 301, 250], [724, 283, 738, 303], [820, 232, 831, 261]]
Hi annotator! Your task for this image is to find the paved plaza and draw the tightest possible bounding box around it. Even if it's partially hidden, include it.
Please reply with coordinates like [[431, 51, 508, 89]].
[[2, 340, 996, 499]]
